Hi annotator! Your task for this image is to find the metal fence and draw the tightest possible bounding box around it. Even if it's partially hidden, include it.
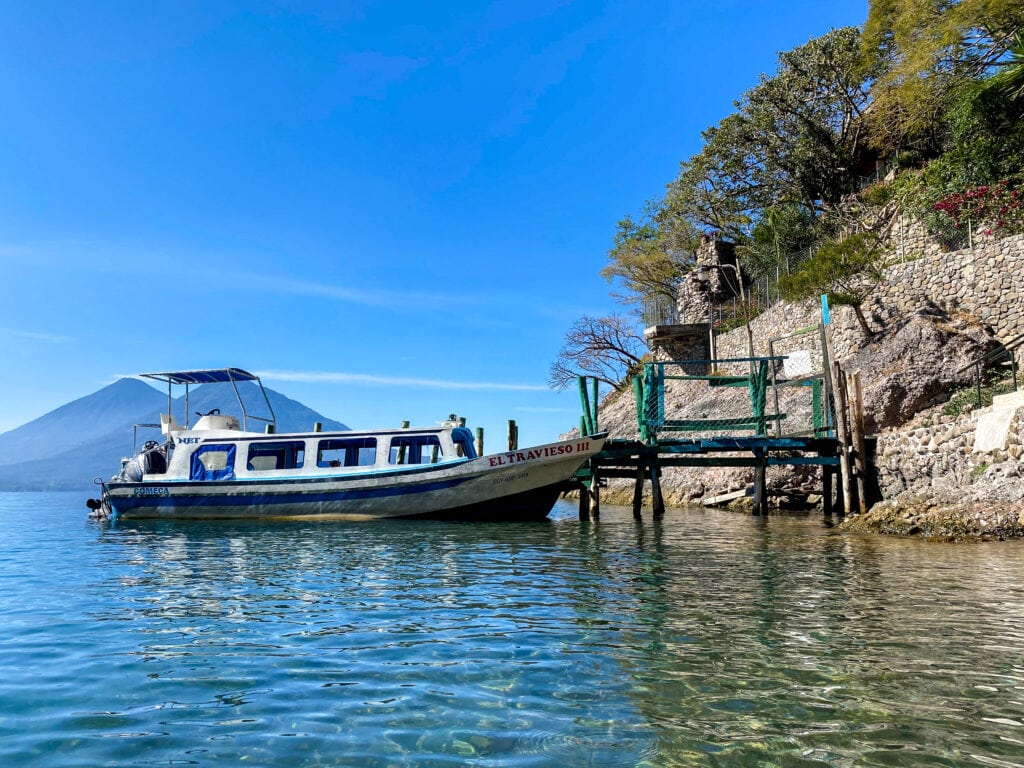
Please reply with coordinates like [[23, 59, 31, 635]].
[[641, 295, 678, 327], [634, 325, 831, 442], [955, 332, 1024, 408]]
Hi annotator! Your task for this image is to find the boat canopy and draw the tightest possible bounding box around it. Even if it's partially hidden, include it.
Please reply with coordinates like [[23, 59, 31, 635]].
[[140, 368, 274, 431], [141, 368, 260, 385]]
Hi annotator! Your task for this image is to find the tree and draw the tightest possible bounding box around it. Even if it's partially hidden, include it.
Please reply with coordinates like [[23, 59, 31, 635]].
[[862, 0, 1024, 152], [549, 314, 646, 391], [735, 202, 819, 278], [664, 26, 874, 244], [985, 30, 1024, 105], [779, 232, 887, 337], [601, 204, 699, 307]]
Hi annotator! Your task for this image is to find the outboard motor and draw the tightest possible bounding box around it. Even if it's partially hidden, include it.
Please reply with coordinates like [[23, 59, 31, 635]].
[[120, 440, 167, 482]]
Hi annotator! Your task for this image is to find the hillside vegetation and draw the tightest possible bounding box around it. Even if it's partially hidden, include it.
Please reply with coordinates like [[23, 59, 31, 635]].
[[555, 0, 1024, 390]]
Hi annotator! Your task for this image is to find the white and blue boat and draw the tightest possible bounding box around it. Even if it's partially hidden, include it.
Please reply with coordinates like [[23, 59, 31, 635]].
[[90, 368, 604, 522]]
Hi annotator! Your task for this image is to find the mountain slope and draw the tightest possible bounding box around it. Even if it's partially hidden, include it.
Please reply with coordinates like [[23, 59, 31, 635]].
[[0, 378, 350, 491], [0, 378, 165, 465]]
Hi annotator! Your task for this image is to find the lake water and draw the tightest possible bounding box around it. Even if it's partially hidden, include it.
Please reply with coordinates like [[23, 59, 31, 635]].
[[2, 492, 1024, 767]]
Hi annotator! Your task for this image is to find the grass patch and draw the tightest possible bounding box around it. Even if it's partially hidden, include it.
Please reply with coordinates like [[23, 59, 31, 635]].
[[942, 377, 1018, 417]]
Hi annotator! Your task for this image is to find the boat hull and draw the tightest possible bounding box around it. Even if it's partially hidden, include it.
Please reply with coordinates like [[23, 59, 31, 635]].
[[102, 435, 604, 522]]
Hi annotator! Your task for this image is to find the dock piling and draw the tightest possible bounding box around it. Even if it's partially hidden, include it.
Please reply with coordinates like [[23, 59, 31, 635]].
[[632, 462, 646, 520], [849, 371, 869, 515]]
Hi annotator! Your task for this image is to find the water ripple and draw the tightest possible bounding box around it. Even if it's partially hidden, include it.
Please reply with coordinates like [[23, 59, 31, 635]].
[[3, 495, 1024, 766]]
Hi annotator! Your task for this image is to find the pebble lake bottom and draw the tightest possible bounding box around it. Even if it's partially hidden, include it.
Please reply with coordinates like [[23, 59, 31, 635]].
[[2, 494, 1024, 767]]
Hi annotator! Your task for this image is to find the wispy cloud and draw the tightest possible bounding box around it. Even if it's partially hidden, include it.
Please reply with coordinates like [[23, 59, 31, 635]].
[[0, 328, 70, 343], [231, 272, 476, 310], [258, 369, 549, 392]]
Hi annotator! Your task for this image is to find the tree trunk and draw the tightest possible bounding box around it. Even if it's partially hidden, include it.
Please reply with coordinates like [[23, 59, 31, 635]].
[[852, 304, 873, 337]]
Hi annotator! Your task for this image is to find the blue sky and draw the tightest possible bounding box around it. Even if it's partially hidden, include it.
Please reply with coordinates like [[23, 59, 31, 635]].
[[0, 0, 867, 449]]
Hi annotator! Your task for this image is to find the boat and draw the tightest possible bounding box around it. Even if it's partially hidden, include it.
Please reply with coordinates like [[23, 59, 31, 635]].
[[88, 368, 605, 522]]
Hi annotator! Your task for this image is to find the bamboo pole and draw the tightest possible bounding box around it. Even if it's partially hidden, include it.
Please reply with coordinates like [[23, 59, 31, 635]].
[[831, 361, 853, 517], [849, 371, 869, 515]]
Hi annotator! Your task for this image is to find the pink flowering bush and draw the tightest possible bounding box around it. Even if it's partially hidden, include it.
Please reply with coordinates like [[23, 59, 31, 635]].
[[932, 179, 1024, 236]]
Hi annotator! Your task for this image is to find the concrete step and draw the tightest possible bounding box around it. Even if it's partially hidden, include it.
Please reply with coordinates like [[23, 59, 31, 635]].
[[973, 388, 1024, 453], [992, 389, 1024, 410]]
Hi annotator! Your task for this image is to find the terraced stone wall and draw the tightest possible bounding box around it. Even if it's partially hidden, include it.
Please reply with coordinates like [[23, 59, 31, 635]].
[[709, 232, 1024, 363]]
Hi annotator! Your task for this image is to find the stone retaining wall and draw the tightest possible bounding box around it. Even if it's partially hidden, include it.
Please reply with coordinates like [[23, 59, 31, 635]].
[[670, 232, 1024, 509], [874, 408, 1024, 500], [711, 232, 1024, 364]]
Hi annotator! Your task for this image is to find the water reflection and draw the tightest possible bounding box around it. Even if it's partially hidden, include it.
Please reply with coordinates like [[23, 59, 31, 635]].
[[6, 495, 1024, 767]]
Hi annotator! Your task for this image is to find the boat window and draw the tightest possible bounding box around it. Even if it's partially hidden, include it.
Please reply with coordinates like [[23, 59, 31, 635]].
[[451, 427, 477, 459], [189, 444, 236, 481], [317, 437, 377, 468], [388, 434, 443, 465], [247, 441, 305, 471]]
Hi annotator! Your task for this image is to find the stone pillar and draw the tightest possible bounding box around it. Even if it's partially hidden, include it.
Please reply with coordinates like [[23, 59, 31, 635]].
[[643, 323, 710, 374]]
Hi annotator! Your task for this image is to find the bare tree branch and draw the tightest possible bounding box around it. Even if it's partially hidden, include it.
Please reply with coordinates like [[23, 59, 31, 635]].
[[549, 314, 646, 391]]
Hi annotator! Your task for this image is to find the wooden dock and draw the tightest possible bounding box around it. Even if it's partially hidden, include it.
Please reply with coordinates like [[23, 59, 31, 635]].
[[573, 348, 843, 519]]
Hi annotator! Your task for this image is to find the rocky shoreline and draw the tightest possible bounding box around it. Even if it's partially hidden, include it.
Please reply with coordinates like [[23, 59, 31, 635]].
[[582, 324, 1024, 540], [839, 493, 1024, 541]]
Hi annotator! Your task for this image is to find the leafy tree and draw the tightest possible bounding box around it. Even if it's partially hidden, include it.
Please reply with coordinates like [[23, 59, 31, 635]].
[[664, 26, 874, 244], [985, 30, 1024, 105], [862, 0, 1024, 152], [891, 79, 1024, 234], [779, 232, 887, 337], [601, 204, 699, 306], [735, 203, 820, 278], [549, 314, 646, 391]]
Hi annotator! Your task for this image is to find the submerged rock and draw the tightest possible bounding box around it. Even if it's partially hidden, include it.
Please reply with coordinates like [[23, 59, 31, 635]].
[[840, 494, 1024, 540]]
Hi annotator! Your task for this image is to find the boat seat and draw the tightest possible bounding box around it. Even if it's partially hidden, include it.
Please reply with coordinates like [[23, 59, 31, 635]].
[[161, 413, 182, 434]]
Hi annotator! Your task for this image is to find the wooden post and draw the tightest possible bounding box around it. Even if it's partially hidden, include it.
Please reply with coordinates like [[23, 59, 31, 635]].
[[313, 421, 322, 433], [475, 427, 484, 457], [398, 420, 410, 464], [849, 371, 869, 515], [507, 419, 518, 451], [752, 448, 767, 515], [265, 423, 275, 434], [632, 461, 645, 520], [578, 484, 591, 521], [821, 460, 834, 517], [650, 460, 665, 517], [831, 361, 853, 517], [578, 377, 594, 436]]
